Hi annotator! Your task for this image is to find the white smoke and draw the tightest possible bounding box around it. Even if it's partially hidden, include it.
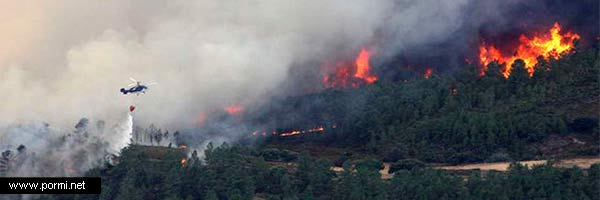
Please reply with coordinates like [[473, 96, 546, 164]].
[[109, 113, 133, 154], [0, 112, 132, 177], [0, 0, 481, 128]]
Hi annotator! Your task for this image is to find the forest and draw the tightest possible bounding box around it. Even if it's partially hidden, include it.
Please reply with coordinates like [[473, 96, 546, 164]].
[[38, 144, 599, 200], [35, 42, 599, 200]]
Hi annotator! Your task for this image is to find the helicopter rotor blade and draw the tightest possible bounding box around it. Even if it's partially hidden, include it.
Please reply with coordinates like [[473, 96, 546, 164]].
[[129, 77, 138, 83], [146, 82, 157, 86]]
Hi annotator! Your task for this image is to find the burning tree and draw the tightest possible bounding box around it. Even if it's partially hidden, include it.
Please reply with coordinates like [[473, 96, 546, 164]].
[[322, 48, 378, 88], [479, 22, 580, 77]]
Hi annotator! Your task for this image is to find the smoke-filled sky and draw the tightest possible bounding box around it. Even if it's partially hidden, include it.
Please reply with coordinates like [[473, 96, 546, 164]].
[[0, 0, 469, 129], [1, 0, 597, 132]]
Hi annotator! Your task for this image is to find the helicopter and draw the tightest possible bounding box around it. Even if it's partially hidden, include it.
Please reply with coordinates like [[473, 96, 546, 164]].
[[120, 77, 156, 95]]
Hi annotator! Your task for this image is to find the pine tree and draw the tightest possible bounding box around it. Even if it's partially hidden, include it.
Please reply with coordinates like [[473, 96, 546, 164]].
[[508, 59, 530, 94]]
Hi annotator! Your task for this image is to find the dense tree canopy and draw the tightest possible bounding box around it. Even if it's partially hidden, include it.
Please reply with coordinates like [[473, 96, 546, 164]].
[[35, 145, 600, 200]]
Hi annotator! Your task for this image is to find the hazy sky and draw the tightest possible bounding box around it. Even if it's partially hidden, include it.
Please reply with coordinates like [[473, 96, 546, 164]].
[[0, 0, 473, 129]]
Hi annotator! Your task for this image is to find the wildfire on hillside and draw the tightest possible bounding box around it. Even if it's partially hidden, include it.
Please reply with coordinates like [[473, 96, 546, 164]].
[[323, 48, 378, 88], [479, 22, 580, 78], [280, 126, 325, 137], [250, 124, 335, 138], [208, 21, 587, 142]]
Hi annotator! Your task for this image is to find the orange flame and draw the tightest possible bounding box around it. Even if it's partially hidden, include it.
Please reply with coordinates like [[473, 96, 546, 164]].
[[249, 125, 329, 138], [280, 130, 302, 137], [354, 49, 378, 84], [224, 105, 244, 115], [279, 126, 325, 137], [424, 68, 433, 79], [181, 158, 186, 166], [179, 144, 187, 149], [323, 48, 377, 88], [479, 22, 579, 78], [195, 112, 207, 127]]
